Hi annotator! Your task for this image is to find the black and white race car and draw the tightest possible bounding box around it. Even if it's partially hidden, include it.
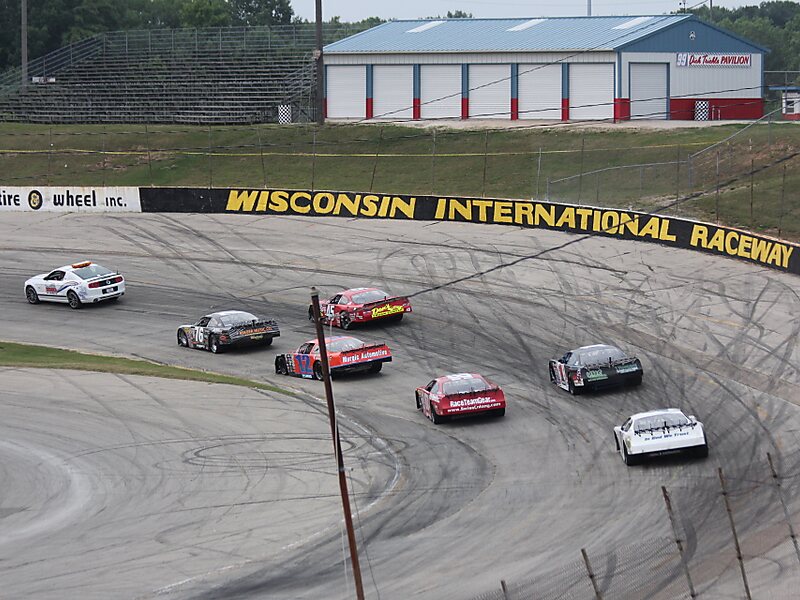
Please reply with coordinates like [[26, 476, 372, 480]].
[[549, 344, 642, 395], [177, 310, 280, 354], [614, 409, 708, 466]]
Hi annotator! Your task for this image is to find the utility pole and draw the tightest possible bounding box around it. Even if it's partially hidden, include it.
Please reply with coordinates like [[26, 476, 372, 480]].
[[709, 0, 714, 22], [587, 0, 592, 17], [21, 0, 28, 87], [310, 288, 365, 600], [315, 0, 324, 125]]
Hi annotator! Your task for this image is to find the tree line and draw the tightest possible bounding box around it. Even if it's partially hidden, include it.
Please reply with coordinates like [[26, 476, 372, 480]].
[[2, 1, 799, 74]]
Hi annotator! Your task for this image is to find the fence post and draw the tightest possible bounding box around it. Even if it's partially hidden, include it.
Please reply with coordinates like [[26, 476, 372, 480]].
[[430, 129, 437, 195], [675, 144, 681, 211], [662, 486, 697, 598], [546, 177, 550, 201], [535, 146, 542, 199], [577, 136, 585, 204], [47, 127, 53, 186], [144, 124, 153, 185], [749, 158, 754, 231], [369, 126, 383, 193], [715, 151, 720, 223], [778, 165, 786, 237], [718, 467, 752, 600], [595, 172, 600, 205], [639, 165, 644, 200], [311, 128, 317, 191], [207, 125, 213, 189], [256, 124, 267, 188], [101, 125, 107, 187], [481, 129, 489, 198], [581, 548, 603, 600], [767, 452, 800, 566]]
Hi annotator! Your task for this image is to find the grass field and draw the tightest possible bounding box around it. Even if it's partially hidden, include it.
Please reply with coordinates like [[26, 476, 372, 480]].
[[0, 340, 290, 394], [1, 121, 799, 239]]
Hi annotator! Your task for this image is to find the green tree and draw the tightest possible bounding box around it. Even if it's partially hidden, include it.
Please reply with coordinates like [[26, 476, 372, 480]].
[[229, 0, 293, 26], [179, 0, 232, 28]]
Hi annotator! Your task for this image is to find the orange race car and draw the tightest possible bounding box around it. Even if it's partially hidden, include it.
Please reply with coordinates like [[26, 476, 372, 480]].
[[310, 287, 412, 329], [275, 336, 392, 380]]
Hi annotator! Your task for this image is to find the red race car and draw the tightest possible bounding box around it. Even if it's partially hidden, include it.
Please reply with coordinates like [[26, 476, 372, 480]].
[[415, 373, 506, 424], [310, 287, 412, 330], [275, 336, 392, 380]]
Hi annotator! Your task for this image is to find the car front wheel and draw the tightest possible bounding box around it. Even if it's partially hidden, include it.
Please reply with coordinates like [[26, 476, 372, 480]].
[[67, 290, 82, 309], [275, 356, 288, 375], [313, 361, 324, 381], [26, 286, 40, 304], [178, 331, 189, 347]]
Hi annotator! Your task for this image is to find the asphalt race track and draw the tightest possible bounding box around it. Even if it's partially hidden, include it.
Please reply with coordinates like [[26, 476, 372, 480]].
[[1, 212, 799, 599]]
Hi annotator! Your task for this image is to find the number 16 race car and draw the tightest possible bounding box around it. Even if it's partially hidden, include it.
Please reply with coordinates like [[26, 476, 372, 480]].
[[177, 310, 280, 354], [275, 336, 392, 380], [415, 373, 506, 424], [614, 409, 708, 466], [549, 344, 642, 395], [310, 287, 412, 330], [24, 261, 125, 309]]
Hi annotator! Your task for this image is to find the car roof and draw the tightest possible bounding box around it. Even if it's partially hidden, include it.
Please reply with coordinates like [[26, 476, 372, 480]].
[[208, 310, 254, 318], [630, 408, 685, 420], [303, 336, 363, 345], [344, 287, 384, 294], [436, 372, 485, 382], [575, 343, 619, 352]]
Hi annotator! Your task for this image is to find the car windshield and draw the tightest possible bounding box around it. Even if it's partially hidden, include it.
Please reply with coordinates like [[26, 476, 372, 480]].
[[327, 337, 364, 352], [634, 413, 690, 432], [351, 290, 389, 304], [442, 377, 491, 395], [72, 264, 114, 279], [218, 312, 259, 327], [573, 345, 626, 365]]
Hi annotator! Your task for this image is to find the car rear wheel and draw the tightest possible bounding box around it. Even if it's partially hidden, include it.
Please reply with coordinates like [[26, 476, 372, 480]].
[[630, 374, 643, 386], [67, 290, 82, 309], [339, 312, 352, 330], [178, 331, 189, 347], [25, 286, 40, 304], [431, 404, 444, 425], [494, 407, 505, 418], [275, 356, 288, 375], [568, 380, 581, 396], [209, 336, 222, 354], [369, 362, 383, 374], [391, 313, 404, 323], [313, 361, 324, 381], [623, 445, 638, 466], [263, 337, 273, 347]]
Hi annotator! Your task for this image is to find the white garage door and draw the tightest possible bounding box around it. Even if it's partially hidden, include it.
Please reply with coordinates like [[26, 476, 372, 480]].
[[569, 63, 614, 120], [470, 64, 510, 119], [373, 65, 413, 120], [420, 65, 461, 119], [327, 65, 365, 119], [518, 64, 561, 120], [630, 63, 668, 120]]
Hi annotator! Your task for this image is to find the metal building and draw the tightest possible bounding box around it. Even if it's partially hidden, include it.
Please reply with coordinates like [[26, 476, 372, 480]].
[[322, 15, 767, 122]]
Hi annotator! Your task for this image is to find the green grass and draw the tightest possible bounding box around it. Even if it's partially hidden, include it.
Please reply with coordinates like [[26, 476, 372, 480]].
[[1, 121, 799, 239], [0, 340, 291, 395]]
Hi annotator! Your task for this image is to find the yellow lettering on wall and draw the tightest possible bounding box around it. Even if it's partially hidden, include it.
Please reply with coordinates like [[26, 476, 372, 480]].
[[638, 217, 659, 239], [269, 190, 289, 212], [593, 210, 603, 231], [690, 225, 709, 248], [472, 200, 492, 222], [724, 231, 739, 255], [576, 208, 592, 230], [659, 219, 677, 242], [334, 192, 357, 216], [256, 190, 270, 211], [290, 191, 311, 214], [516, 202, 534, 225], [600, 210, 619, 234], [767, 243, 783, 266], [737, 235, 752, 258], [361, 195, 379, 217], [390, 196, 416, 219], [313, 192, 335, 214], [534, 203, 555, 226], [555, 207, 576, 229], [750, 237, 770, 262], [450, 199, 472, 221], [226, 190, 258, 211], [707, 229, 725, 252], [618, 213, 639, 236], [435, 198, 447, 220], [782, 246, 794, 268], [494, 201, 513, 224], [378, 196, 390, 217]]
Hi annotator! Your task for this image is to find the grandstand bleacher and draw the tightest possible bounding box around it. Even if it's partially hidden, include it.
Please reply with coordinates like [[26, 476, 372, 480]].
[[0, 25, 363, 124]]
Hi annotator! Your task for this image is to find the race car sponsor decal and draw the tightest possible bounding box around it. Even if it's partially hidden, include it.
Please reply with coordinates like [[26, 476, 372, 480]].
[[615, 363, 640, 374], [371, 304, 405, 318], [340, 349, 389, 364], [137, 188, 800, 276], [0, 187, 141, 212], [584, 369, 608, 381], [238, 327, 269, 336], [449, 396, 495, 408]]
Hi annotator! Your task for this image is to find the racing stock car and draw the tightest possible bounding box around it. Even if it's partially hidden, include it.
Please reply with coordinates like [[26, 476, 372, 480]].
[[24, 261, 125, 308], [275, 336, 392, 380], [311, 287, 412, 329], [177, 310, 280, 354], [549, 344, 642, 395], [614, 409, 708, 466], [415, 373, 506, 424]]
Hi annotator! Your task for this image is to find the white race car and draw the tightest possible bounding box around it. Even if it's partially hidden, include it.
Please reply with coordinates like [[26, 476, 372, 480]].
[[613, 408, 708, 466], [24, 261, 125, 309]]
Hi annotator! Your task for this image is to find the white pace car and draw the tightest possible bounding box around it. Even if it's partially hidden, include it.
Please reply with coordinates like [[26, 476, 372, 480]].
[[24, 261, 125, 309], [614, 408, 708, 466]]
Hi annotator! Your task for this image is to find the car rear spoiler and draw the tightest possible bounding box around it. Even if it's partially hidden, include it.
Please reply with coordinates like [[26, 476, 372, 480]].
[[230, 319, 280, 333], [443, 387, 502, 400], [360, 296, 410, 309]]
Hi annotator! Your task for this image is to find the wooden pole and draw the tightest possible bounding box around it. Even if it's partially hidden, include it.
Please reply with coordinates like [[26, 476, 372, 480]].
[[581, 548, 603, 600], [662, 486, 697, 598], [310, 288, 365, 600], [718, 468, 752, 600], [315, 0, 324, 125]]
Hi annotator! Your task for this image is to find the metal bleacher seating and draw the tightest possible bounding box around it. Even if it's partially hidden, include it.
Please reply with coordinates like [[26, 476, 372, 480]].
[[0, 25, 362, 124]]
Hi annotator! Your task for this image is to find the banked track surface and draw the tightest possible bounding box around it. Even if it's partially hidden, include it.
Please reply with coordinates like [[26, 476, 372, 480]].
[[1, 212, 799, 599]]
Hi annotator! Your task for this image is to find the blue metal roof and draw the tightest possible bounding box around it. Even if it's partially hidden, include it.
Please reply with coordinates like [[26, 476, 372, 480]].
[[324, 15, 694, 54]]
